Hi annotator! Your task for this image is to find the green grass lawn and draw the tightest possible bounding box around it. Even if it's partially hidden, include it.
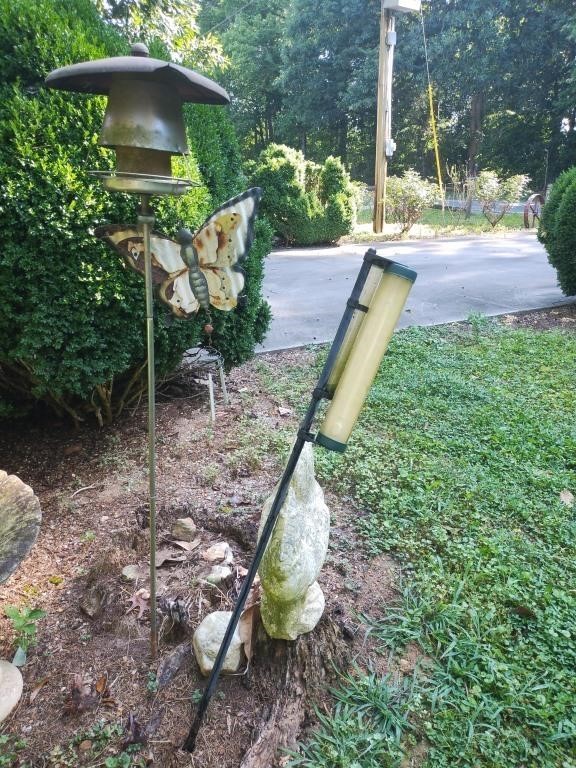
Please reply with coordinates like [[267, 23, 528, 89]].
[[289, 320, 576, 767], [355, 206, 526, 235]]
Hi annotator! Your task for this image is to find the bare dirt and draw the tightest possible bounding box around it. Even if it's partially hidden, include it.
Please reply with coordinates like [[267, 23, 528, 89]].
[[0, 304, 574, 767]]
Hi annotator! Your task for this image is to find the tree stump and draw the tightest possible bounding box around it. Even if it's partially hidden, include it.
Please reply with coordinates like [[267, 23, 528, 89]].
[[0, 470, 42, 584], [239, 612, 352, 768]]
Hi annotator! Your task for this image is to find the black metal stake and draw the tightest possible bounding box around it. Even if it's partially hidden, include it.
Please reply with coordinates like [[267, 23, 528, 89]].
[[183, 248, 385, 752]]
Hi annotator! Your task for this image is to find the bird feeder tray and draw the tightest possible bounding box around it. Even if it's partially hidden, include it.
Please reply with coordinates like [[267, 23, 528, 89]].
[[89, 170, 196, 196]]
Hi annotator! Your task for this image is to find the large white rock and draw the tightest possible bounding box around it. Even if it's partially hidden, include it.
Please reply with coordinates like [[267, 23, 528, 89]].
[[0, 660, 23, 723], [193, 611, 243, 676], [258, 442, 330, 638], [260, 581, 325, 641]]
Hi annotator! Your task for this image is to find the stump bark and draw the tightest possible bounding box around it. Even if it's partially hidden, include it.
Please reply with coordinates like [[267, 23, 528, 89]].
[[240, 613, 352, 768]]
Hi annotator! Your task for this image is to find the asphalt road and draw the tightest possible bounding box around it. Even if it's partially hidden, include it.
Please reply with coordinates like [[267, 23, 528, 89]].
[[258, 231, 572, 352]]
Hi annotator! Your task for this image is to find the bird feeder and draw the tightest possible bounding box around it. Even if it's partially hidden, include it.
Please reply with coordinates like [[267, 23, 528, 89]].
[[45, 42, 229, 194], [382, 0, 421, 12], [45, 45, 230, 658]]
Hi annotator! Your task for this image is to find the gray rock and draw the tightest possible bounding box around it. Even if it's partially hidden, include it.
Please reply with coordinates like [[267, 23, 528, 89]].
[[121, 564, 144, 582], [0, 471, 42, 585], [203, 564, 233, 585], [193, 611, 243, 676], [0, 660, 23, 723], [258, 442, 329, 639], [172, 517, 197, 542], [260, 581, 325, 641]]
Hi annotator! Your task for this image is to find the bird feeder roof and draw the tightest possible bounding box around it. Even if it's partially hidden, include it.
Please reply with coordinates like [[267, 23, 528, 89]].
[[45, 44, 229, 105]]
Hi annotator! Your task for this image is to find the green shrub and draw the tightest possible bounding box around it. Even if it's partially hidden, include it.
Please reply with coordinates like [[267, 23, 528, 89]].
[[250, 144, 356, 245], [0, 0, 270, 424], [538, 167, 576, 253], [474, 170, 529, 227], [386, 170, 438, 234], [549, 176, 576, 295]]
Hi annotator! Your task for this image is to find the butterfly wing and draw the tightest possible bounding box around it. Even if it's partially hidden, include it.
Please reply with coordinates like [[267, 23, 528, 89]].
[[95, 224, 200, 318], [190, 188, 261, 310]]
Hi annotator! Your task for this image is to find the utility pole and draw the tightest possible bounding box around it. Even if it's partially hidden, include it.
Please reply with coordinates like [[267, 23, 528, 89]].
[[373, 0, 421, 234], [373, 5, 396, 234]]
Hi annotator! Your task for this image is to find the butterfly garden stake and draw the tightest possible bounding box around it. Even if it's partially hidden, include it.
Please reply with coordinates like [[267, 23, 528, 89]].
[[44, 43, 260, 658]]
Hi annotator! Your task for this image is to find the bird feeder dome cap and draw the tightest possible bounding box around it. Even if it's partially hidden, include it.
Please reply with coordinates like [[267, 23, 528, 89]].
[[45, 43, 230, 105]]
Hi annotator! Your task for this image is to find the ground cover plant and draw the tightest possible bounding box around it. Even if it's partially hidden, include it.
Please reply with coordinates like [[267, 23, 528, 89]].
[[294, 317, 576, 767]]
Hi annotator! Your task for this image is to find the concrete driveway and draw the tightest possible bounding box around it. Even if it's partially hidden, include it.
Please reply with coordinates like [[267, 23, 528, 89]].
[[258, 231, 572, 352]]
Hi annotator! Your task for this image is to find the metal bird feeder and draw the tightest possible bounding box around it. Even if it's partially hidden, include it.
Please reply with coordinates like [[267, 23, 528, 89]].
[[45, 44, 230, 658]]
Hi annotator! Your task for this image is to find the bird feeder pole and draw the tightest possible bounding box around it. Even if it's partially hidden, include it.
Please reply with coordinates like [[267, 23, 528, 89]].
[[373, 0, 421, 234], [45, 43, 229, 659]]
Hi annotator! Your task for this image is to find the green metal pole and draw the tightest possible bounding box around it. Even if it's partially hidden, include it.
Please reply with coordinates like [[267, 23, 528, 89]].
[[139, 195, 158, 659]]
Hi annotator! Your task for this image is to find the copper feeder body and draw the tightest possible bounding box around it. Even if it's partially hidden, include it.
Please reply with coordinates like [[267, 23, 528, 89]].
[[45, 43, 229, 194]]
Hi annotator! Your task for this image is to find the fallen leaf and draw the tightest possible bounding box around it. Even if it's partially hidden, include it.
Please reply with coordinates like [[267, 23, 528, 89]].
[[126, 589, 150, 619], [238, 605, 259, 662], [78, 740, 92, 752], [560, 489, 574, 507], [95, 674, 108, 695], [29, 677, 50, 703], [155, 548, 187, 567], [238, 583, 262, 662], [203, 542, 233, 564], [171, 537, 201, 552]]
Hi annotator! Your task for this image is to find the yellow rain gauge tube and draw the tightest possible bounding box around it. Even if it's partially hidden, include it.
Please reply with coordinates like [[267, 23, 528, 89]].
[[317, 261, 416, 453]]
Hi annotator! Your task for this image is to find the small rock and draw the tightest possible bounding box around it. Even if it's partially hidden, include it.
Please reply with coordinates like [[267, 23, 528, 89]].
[[0, 660, 23, 723], [122, 565, 144, 582], [172, 517, 197, 542], [204, 565, 233, 585], [203, 542, 233, 564], [193, 611, 243, 676]]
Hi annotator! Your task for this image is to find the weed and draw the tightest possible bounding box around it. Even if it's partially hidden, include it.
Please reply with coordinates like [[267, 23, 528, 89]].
[[146, 671, 158, 695], [0, 734, 26, 767], [81, 529, 96, 542], [4, 605, 46, 661]]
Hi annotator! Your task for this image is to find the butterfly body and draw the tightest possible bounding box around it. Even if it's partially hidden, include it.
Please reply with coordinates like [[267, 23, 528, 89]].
[[177, 227, 211, 312], [96, 188, 262, 319]]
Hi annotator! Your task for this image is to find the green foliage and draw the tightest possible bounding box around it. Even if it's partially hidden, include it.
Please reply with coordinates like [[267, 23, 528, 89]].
[[0, 0, 270, 424], [474, 170, 529, 227], [4, 605, 46, 654], [201, 0, 575, 185], [289, 672, 414, 767], [310, 323, 576, 766], [251, 144, 356, 244], [385, 170, 438, 234], [41, 720, 144, 767], [0, 734, 27, 767], [538, 167, 576, 295], [549, 177, 576, 295]]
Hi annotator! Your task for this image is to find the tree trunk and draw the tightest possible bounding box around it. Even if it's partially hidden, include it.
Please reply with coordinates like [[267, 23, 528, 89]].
[[465, 92, 484, 218]]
